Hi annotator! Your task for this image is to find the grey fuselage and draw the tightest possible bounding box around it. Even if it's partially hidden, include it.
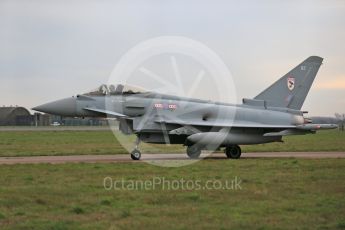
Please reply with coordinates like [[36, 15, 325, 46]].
[[33, 56, 336, 149], [36, 92, 305, 146]]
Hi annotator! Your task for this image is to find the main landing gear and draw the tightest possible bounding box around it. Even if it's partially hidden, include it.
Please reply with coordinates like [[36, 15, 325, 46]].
[[186, 145, 242, 159], [130, 137, 141, 160], [225, 145, 242, 159], [186, 145, 201, 159]]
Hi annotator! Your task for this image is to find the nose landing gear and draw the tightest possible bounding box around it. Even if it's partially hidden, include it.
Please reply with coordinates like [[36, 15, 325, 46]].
[[130, 137, 141, 160], [130, 149, 141, 160]]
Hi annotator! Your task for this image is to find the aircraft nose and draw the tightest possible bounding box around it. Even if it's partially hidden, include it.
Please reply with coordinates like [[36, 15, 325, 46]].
[[32, 97, 77, 116]]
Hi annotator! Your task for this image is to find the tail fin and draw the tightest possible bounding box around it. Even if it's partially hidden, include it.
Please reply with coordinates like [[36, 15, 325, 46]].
[[254, 56, 323, 110]]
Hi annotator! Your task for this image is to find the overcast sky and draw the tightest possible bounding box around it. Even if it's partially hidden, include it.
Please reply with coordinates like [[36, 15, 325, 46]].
[[1, 0, 344, 116]]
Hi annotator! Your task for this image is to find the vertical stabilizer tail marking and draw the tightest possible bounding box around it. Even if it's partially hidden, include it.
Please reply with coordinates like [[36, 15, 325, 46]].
[[254, 56, 323, 110]]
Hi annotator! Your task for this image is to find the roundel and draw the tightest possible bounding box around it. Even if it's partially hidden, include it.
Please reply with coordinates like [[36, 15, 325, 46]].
[[287, 77, 295, 91]]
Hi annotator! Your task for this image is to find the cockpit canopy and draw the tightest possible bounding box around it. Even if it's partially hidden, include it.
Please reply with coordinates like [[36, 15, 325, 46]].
[[83, 84, 148, 96]]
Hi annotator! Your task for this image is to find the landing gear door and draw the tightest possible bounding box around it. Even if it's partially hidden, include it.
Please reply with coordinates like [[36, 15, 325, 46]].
[[119, 119, 134, 135]]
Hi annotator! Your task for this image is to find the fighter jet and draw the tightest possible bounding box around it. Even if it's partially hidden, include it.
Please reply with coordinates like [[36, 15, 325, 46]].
[[33, 56, 337, 160]]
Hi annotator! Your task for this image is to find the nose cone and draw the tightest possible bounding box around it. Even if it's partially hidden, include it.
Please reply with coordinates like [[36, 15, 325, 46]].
[[32, 97, 76, 116]]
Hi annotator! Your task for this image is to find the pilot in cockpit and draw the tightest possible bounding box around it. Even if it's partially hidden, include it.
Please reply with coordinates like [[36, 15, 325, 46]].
[[83, 84, 147, 96]]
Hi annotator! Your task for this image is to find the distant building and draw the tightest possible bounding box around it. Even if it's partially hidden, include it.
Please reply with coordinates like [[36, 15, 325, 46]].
[[34, 113, 51, 126], [33, 113, 108, 126], [0, 107, 32, 126], [0, 106, 108, 126]]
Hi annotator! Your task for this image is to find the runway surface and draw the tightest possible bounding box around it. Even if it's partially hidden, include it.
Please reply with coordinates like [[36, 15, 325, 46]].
[[0, 152, 345, 164]]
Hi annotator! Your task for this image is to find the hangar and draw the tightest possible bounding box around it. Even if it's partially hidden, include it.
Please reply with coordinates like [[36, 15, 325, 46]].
[[0, 106, 32, 126]]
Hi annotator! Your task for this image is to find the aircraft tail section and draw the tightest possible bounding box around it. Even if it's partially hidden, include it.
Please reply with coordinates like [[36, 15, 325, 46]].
[[254, 56, 323, 110]]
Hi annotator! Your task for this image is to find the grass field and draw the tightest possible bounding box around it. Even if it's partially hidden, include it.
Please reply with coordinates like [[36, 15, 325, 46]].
[[0, 159, 344, 229], [0, 130, 344, 157], [0, 130, 344, 229]]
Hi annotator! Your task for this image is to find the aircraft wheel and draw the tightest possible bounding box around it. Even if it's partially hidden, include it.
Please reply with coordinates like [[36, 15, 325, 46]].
[[225, 145, 241, 159], [131, 149, 141, 160], [187, 145, 201, 159]]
